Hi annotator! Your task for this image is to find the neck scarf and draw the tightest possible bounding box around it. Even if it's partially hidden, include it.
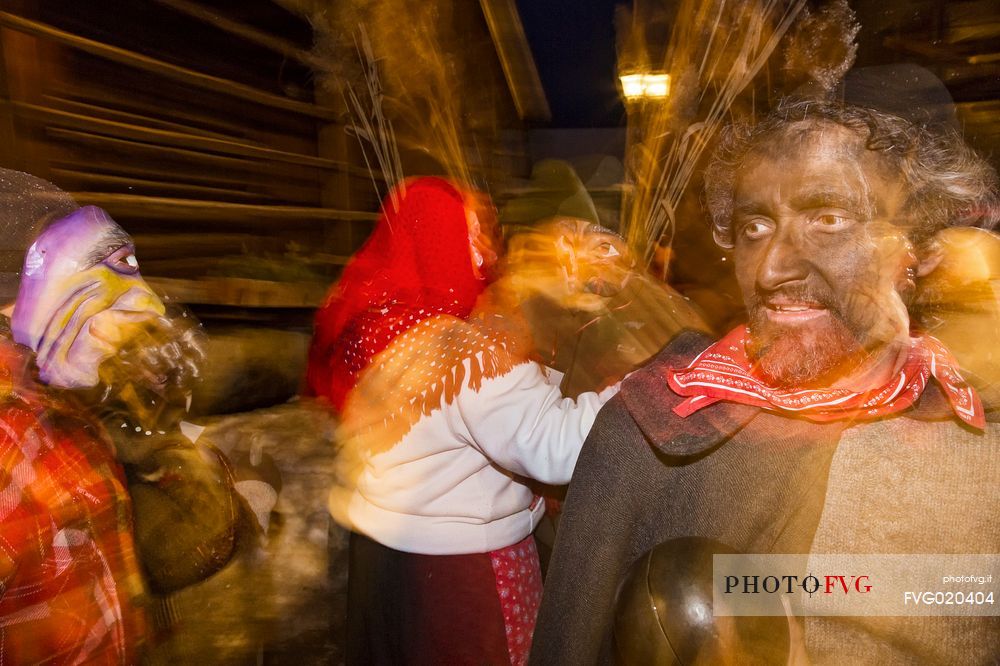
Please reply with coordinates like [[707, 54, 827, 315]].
[[667, 326, 985, 429], [306, 177, 492, 411]]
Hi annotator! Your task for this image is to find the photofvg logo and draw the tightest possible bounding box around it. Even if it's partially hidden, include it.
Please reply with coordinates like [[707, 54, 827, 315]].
[[723, 572, 872, 596], [712, 554, 999, 617]]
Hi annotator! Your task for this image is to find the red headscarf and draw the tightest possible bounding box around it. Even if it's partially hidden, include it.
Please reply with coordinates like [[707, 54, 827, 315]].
[[306, 177, 493, 411]]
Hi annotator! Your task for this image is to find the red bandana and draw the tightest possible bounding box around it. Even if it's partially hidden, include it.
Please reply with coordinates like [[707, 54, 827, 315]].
[[667, 326, 985, 429]]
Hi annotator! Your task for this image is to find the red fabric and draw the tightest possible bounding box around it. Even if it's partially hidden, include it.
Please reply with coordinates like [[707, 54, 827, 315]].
[[307, 177, 492, 411], [667, 326, 985, 429], [0, 338, 146, 664], [347, 531, 511, 665], [490, 535, 543, 666]]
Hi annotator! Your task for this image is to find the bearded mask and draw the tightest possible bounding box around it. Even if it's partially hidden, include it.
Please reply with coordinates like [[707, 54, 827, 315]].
[[11, 206, 204, 429]]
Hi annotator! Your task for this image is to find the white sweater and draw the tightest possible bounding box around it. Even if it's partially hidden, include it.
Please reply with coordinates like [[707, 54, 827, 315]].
[[341, 360, 618, 555]]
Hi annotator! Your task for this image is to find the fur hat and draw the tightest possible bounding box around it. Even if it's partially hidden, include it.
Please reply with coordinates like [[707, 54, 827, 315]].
[[0, 169, 78, 301]]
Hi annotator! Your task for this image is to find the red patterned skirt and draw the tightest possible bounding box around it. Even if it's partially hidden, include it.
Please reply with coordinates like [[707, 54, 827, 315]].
[[346, 532, 542, 665]]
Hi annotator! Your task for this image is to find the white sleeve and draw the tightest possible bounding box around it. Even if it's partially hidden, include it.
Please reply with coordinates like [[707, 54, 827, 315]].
[[452, 359, 619, 485]]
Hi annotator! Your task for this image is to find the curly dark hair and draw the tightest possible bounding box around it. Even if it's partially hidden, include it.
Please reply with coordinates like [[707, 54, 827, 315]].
[[704, 98, 1000, 249]]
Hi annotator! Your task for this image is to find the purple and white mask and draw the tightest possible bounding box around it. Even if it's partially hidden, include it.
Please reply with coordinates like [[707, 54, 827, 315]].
[[11, 206, 166, 388]]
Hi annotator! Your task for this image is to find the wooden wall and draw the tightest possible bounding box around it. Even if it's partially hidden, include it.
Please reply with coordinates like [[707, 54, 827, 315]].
[[0, 0, 381, 324], [0, 1, 535, 327]]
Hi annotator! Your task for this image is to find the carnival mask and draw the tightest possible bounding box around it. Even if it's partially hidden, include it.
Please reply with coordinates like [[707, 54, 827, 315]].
[[12, 206, 174, 391], [506, 218, 634, 313]]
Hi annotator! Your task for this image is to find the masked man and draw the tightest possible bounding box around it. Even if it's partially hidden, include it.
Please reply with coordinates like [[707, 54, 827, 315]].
[[531, 99, 1000, 664], [504, 216, 708, 398], [0, 170, 243, 663]]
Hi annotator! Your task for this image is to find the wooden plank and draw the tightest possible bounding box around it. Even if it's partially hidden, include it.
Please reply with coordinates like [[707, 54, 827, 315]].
[[50, 168, 275, 203], [0, 25, 52, 175], [47, 127, 322, 179], [948, 22, 1000, 44], [939, 62, 1000, 85], [15, 101, 344, 170], [309, 252, 353, 266], [47, 94, 237, 141], [131, 233, 264, 257], [956, 99, 1000, 119], [52, 52, 322, 143], [146, 276, 330, 308], [56, 84, 259, 138], [71, 192, 379, 223], [956, 100, 1000, 140], [0, 28, 22, 169], [968, 52, 1000, 65], [882, 35, 964, 61], [46, 124, 382, 182], [50, 159, 276, 190], [138, 254, 351, 275], [0, 11, 337, 121], [946, 0, 1000, 22], [152, 0, 319, 69], [138, 257, 255, 275], [50, 158, 327, 206], [50, 76, 327, 172]]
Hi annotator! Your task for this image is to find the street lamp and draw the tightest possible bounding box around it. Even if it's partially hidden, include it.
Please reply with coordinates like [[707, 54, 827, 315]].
[[619, 72, 671, 101]]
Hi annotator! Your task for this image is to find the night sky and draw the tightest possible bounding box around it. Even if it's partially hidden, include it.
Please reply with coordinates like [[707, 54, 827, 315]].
[[515, 0, 626, 128]]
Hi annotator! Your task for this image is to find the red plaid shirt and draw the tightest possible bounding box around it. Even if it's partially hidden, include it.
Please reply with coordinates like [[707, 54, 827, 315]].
[[0, 337, 146, 664]]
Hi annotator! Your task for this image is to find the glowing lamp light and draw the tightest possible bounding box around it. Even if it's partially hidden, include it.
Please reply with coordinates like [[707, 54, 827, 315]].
[[643, 74, 670, 98], [620, 74, 646, 99], [620, 72, 671, 100]]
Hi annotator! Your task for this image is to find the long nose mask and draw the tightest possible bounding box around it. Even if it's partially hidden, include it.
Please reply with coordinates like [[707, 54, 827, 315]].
[[11, 206, 166, 389]]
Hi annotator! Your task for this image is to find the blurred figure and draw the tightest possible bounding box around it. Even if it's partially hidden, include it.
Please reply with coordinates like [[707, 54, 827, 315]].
[[504, 217, 708, 397], [498, 217, 709, 573], [914, 225, 1000, 401], [499, 159, 602, 229], [498, 158, 708, 394], [307, 176, 617, 665], [0, 171, 247, 663]]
